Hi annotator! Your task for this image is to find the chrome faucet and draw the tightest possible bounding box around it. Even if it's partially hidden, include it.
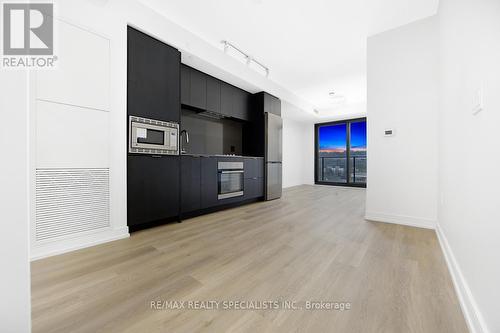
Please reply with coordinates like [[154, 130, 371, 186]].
[[180, 130, 189, 154]]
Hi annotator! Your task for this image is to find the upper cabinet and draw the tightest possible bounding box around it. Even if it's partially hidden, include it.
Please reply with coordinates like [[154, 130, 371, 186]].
[[221, 84, 251, 120], [181, 64, 251, 121], [220, 82, 234, 118], [265, 93, 281, 116], [206, 76, 221, 113], [180, 65, 190, 106], [220, 79, 250, 121], [254, 92, 281, 116], [189, 69, 207, 110], [127, 27, 180, 122], [232, 87, 251, 121]]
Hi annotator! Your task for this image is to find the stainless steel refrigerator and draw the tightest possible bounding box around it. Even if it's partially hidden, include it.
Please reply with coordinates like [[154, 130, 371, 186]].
[[265, 112, 283, 200]]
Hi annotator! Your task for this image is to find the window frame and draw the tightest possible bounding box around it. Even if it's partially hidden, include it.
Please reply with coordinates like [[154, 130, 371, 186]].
[[314, 117, 367, 188]]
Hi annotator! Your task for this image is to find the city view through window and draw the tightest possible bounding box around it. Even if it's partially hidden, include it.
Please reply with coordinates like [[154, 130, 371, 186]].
[[316, 119, 367, 186]]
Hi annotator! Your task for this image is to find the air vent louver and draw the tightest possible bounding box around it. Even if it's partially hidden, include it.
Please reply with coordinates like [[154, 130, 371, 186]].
[[35, 168, 110, 241]]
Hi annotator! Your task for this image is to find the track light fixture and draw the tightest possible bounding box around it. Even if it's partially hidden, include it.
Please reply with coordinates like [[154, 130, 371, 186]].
[[221, 40, 270, 77]]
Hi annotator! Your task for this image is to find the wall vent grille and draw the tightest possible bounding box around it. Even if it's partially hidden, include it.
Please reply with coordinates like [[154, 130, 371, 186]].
[[35, 168, 110, 241]]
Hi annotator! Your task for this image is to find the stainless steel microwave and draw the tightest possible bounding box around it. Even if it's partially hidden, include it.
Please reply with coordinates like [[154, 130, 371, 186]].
[[129, 116, 179, 155]]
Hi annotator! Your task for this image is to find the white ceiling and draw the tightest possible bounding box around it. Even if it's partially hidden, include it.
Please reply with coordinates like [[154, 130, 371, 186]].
[[139, 0, 438, 118]]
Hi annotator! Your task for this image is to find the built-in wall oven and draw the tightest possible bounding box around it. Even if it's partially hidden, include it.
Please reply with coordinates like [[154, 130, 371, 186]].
[[129, 116, 179, 155], [218, 161, 244, 200]]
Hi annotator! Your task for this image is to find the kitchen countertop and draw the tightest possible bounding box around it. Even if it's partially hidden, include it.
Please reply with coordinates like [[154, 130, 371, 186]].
[[181, 153, 264, 159]]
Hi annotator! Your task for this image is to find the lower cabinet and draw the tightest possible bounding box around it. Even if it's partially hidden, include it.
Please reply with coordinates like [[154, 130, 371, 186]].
[[244, 158, 264, 179], [128, 154, 264, 227], [181, 156, 263, 216], [244, 158, 264, 200], [200, 157, 218, 209], [127, 155, 180, 227], [181, 156, 201, 213], [244, 177, 264, 200]]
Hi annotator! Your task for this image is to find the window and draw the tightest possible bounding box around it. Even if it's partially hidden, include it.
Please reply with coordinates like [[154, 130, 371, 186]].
[[315, 118, 367, 187]]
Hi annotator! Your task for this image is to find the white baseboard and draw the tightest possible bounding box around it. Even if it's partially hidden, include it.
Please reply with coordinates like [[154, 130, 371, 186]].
[[31, 227, 129, 261], [436, 224, 489, 333], [364, 211, 436, 229]]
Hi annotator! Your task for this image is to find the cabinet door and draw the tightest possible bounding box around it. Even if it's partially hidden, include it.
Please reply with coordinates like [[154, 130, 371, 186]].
[[244, 178, 264, 199], [242, 91, 251, 121], [181, 156, 201, 213], [127, 155, 180, 227], [127, 27, 180, 122], [189, 69, 206, 110], [206, 76, 221, 113], [232, 89, 248, 121], [221, 84, 251, 120], [244, 158, 257, 179], [255, 159, 264, 179], [244, 158, 264, 179], [254, 178, 264, 198], [200, 157, 218, 209], [180, 65, 190, 105], [220, 83, 234, 118], [264, 93, 281, 116]]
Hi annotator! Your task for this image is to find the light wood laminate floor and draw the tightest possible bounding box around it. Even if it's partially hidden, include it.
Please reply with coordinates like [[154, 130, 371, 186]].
[[32, 185, 468, 333]]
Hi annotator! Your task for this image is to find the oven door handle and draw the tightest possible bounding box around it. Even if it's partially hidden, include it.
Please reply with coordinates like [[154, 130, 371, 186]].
[[220, 170, 244, 174]]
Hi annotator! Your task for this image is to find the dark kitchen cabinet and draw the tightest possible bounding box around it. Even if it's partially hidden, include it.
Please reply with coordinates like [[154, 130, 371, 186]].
[[244, 178, 264, 200], [127, 155, 180, 227], [220, 83, 234, 118], [244, 158, 264, 179], [200, 157, 218, 209], [127, 26, 180, 122], [220, 83, 251, 121], [181, 156, 201, 213], [180, 65, 190, 106], [233, 88, 250, 121], [242, 115, 265, 157], [180, 64, 252, 121], [189, 69, 207, 110], [254, 92, 281, 117], [264, 93, 281, 116], [206, 76, 221, 113], [127, 26, 181, 230], [243, 92, 281, 158], [243, 158, 264, 200]]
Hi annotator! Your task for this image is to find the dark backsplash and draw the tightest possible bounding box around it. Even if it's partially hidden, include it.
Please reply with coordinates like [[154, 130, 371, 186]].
[[180, 109, 242, 155]]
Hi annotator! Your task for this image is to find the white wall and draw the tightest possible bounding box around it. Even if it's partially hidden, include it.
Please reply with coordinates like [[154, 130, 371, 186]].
[[366, 3, 500, 331], [0, 72, 31, 331], [365, 17, 439, 229], [282, 102, 315, 188], [437, 0, 500, 332]]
